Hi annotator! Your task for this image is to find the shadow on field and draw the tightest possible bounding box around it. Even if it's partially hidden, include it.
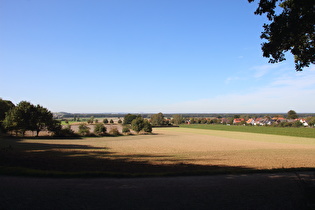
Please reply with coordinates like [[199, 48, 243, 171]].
[[1, 137, 315, 177], [1, 137, 315, 209], [0, 137, 252, 176]]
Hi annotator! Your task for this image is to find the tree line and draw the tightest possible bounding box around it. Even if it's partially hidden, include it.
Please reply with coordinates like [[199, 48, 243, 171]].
[[0, 99, 63, 137], [2, 98, 314, 138], [0, 99, 155, 137]]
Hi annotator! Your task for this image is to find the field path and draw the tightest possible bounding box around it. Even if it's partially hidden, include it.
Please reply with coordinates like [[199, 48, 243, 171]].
[[0, 172, 313, 210]]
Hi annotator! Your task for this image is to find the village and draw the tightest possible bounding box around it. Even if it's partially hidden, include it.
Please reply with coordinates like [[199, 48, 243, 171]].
[[184, 115, 314, 127]]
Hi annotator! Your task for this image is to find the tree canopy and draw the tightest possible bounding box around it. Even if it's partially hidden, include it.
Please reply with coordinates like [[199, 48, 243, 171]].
[[172, 114, 184, 125], [131, 117, 152, 133], [143, 120, 152, 133], [3, 101, 56, 136], [131, 117, 145, 133], [150, 113, 165, 126], [249, 0, 315, 71], [0, 99, 15, 133], [94, 123, 107, 135], [123, 114, 140, 125], [0, 99, 15, 122], [287, 110, 298, 119]]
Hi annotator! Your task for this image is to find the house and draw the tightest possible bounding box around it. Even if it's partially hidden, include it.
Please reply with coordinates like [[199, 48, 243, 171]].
[[253, 118, 274, 126], [299, 119, 309, 127], [253, 118, 263, 126], [246, 118, 255, 125], [220, 118, 230, 124], [233, 118, 245, 124]]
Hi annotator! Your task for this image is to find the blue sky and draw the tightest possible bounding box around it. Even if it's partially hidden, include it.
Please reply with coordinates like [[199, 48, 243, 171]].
[[1, 0, 314, 113]]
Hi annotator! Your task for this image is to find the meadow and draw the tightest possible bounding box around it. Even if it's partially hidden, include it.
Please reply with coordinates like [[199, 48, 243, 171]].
[[1, 127, 314, 177], [180, 124, 315, 138]]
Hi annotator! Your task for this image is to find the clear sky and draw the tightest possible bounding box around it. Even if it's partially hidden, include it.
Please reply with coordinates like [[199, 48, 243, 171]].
[[1, 0, 314, 113]]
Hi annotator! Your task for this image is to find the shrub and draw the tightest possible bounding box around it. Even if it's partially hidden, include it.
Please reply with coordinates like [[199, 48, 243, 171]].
[[103, 119, 108, 124], [94, 123, 107, 135], [109, 127, 120, 136], [122, 126, 130, 134], [78, 124, 90, 136], [110, 119, 114, 124], [293, 120, 303, 127], [53, 125, 77, 137]]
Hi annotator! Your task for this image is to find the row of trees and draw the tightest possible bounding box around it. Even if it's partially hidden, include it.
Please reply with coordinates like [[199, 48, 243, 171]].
[[63, 117, 121, 124], [125, 110, 315, 128], [0, 99, 61, 136], [148, 113, 183, 126], [0, 99, 154, 137]]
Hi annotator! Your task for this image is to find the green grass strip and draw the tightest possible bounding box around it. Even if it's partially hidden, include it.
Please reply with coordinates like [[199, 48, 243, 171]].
[[180, 124, 315, 138]]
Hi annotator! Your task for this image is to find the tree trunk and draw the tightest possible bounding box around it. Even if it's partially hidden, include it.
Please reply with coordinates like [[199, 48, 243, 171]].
[[36, 130, 40, 137]]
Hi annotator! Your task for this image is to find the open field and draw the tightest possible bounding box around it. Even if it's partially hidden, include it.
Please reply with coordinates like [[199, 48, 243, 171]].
[[1, 127, 315, 176], [181, 124, 315, 138]]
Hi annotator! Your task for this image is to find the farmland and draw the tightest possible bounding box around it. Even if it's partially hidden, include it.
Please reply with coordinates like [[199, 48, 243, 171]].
[[180, 124, 315, 138], [1, 127, 314, 177]]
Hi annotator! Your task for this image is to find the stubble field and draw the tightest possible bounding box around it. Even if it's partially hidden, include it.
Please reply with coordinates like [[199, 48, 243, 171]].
[[1, 127, 315, 176], [93, 127, 315, 169]]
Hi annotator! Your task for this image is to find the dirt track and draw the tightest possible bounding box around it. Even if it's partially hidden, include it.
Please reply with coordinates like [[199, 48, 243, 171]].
[[1, 172, 314, 210]]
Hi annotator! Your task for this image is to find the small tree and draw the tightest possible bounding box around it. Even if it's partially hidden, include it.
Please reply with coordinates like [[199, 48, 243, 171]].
[[110, 119, 114, 124], [103, 118, 109, 124], [88, 116, 95, 124], [51, 124, 76, 137], [131, 117, 144, 133], [150, 112, 165, 126], [109, 127, 120, 136], [78, 124, 90, 136], [308, 118, 315, 127], [143, 120, 152, 133], [172, 114, 183, 125], [122, 126, 130, 134], [94, 123, 107, 135], [287, 110, 298, 119], [118, 119, 122, 124]]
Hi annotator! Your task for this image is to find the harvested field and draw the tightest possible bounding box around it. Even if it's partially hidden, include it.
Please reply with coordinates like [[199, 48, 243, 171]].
[[99, 127, 315, 169], [2, 127, 314, 176]]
